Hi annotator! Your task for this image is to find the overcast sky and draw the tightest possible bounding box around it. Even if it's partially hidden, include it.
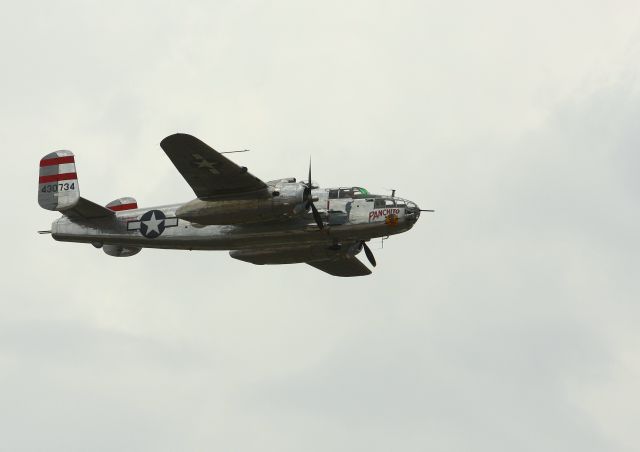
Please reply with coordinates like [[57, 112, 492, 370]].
[[1, 1, 640, 451]]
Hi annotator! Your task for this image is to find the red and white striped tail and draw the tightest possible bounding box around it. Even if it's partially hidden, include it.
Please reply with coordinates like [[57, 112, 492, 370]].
[[38, 150, 80, 211]]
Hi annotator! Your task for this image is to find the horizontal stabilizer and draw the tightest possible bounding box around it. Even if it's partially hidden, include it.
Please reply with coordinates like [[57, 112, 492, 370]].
[[103, 244, 141, 257], [63, 198, 115, 220], [106, 197, 138, 211]]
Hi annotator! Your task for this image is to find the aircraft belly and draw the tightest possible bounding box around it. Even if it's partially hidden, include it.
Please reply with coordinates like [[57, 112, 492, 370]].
[[52, 221, 331, 251]]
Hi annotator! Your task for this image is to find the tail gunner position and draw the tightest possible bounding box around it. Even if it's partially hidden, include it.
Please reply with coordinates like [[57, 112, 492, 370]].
[[38, 134, 431, 277]]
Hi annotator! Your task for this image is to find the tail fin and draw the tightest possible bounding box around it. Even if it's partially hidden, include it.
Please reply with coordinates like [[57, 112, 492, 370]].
[[38, 150, 80, 211], [38, 151, 114, 220]]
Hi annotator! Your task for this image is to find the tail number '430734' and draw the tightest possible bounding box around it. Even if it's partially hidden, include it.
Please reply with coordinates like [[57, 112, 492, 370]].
[[41, 182, 75, 193]]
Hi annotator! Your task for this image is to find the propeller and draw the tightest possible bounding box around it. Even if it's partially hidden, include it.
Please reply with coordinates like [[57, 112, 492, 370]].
[[303, 159, 324, 230], [360, 241, 377, 267]]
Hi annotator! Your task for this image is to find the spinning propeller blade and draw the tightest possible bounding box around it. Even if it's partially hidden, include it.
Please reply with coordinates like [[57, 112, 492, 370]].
[[304, 159, 323, 230], [310, 203, 323, 230], [361, 241, 377, 267]]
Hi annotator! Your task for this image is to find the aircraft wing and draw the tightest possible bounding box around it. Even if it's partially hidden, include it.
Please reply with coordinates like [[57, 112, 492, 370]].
[[160, 133, 269, 199], [230, 245, 372, 277], [307, 257, 372, 277]]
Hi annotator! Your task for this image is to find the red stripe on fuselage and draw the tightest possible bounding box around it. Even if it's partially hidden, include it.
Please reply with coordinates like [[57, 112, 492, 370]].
[[38, 172, 77, 183], [108, 203, 138, 211], [40, 156, 75, 167]]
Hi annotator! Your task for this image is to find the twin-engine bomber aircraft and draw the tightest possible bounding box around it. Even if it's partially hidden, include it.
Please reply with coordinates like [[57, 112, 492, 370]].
[[38, 134, 430, 277]]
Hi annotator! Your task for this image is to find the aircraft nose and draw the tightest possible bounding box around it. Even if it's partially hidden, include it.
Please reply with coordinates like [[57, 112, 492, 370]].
[[405, 201, 421, 222]]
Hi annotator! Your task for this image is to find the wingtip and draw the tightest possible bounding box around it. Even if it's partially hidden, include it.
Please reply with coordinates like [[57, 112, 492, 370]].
[[160, 133, 210, 152]]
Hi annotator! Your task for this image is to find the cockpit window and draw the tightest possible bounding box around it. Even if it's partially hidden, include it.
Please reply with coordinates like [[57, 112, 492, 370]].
[[339, 188, 353, 198], [395, 198, 406, 207], [329, 187, 369, 199], [352, 187, 369, 197], [374, 198, 385, 208], [385, 198, 395, 207]]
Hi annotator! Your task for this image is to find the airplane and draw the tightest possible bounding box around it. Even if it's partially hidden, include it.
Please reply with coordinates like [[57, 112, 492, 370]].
[[38, 133, 431, 277]]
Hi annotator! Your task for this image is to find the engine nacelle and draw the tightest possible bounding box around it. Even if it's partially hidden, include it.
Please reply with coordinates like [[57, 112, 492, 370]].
[[175, 181, 309, 225], [103, 244, 142, 257]]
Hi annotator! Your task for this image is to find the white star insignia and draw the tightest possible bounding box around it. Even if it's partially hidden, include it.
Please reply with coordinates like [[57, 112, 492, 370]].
[[142, 212, 163, 234]]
